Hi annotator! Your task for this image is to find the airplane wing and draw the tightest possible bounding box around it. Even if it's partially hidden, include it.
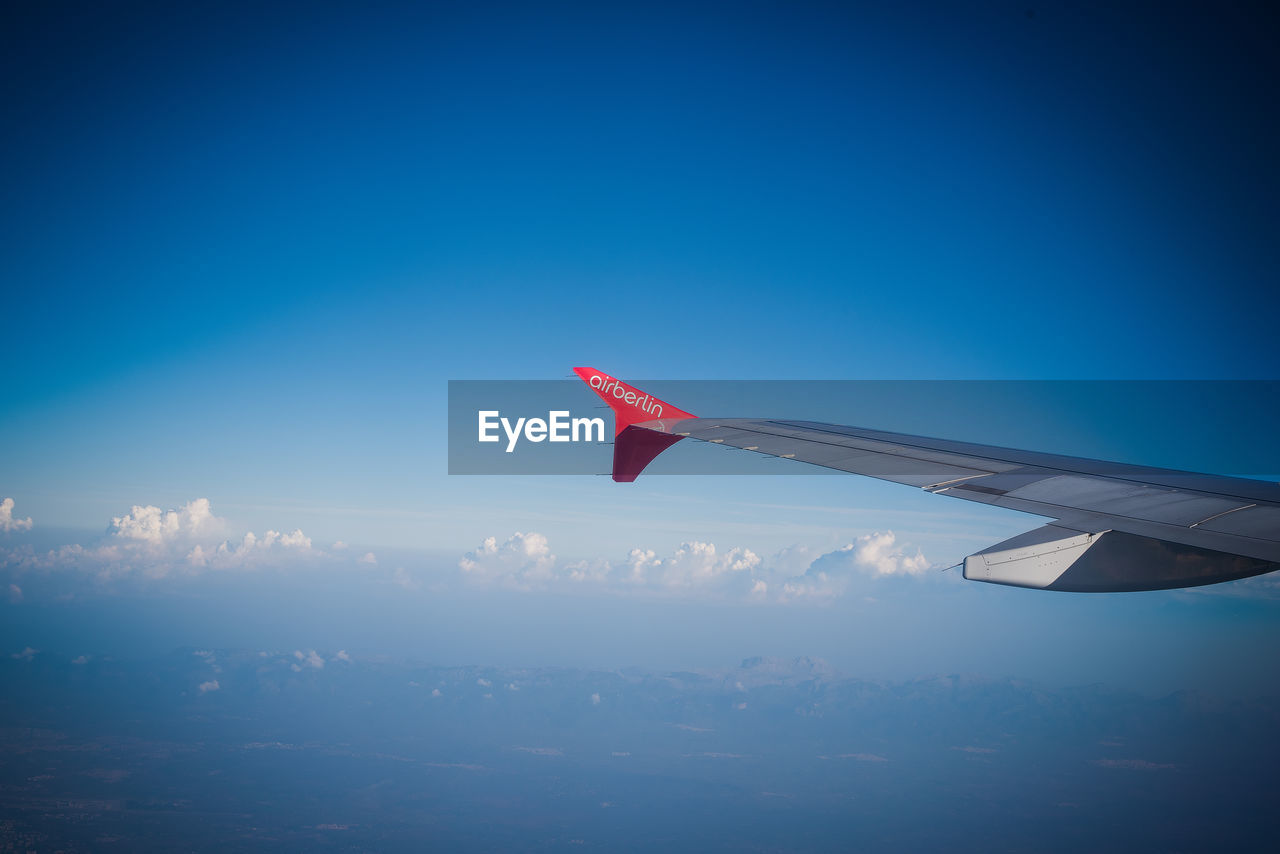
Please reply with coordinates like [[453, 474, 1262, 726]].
[[574, 367, 1280, 593]]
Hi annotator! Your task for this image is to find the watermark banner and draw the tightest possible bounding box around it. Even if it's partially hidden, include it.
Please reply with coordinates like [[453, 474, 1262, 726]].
[[448, 380, 1280, 477]]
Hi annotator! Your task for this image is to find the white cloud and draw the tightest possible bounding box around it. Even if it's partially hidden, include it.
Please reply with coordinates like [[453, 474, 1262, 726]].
[[0, 498, 33, 533], [590, 692, 601, 705], [7, 583, 21, 603], [854, 531, 929, 576], [431, 688, 442, 697], [11, 646, 37, 661], [459, 532, 556, 586], [110, 498, 220, 543], [190, 528, 313, 571], [265, 529, 311, 549], [332, 541, 348, 550], [198, 679, 220, 694], [781, 532, 930, 599], [811, 531, 928, 577], [624, 541, 762, 589], [359, 552, 377, 565], [476, 677, 491, 687], [334, 650, 351, 662], [71, 655, 90, 665], [293, 649, 324, 670]]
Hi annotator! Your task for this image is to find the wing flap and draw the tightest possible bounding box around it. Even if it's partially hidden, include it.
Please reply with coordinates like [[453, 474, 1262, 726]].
[[965, 524, 1279, 592]]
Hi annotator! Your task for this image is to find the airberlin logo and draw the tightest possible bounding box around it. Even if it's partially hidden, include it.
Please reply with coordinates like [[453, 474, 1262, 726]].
[[478, 410, 606, 453], [586, 372, 666, 417]]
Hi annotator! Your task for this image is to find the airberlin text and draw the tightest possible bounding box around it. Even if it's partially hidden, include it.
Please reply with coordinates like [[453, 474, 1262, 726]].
[[586, 373, 665, 417]]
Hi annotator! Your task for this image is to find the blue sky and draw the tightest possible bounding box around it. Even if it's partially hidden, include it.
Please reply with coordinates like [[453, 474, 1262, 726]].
[[2, 1, 1279, 695]]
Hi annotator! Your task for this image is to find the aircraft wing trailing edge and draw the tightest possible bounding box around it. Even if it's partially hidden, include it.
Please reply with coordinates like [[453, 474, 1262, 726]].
[[574, 367, 1280, 593]]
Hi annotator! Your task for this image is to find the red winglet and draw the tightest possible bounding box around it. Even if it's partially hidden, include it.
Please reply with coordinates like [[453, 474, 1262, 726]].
[[573, 367, 697, 482]]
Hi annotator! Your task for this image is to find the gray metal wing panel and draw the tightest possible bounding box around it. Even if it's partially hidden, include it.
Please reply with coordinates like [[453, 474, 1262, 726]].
[[674, 419, 1006, 483], [1002, 475, 1250, 526], [736, 420, 1280, 505], [1198, 505, 1280, 538], [740, 421, 1026, 474]]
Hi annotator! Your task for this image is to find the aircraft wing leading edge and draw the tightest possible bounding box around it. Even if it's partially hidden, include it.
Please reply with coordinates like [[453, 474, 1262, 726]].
[[574, 367, 1280, 593]]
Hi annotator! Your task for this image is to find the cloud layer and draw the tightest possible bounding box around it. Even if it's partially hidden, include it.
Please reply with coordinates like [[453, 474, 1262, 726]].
[[2, 498, 322, 580], [458, 529, 934, 602], [1, 496, 938, 605]]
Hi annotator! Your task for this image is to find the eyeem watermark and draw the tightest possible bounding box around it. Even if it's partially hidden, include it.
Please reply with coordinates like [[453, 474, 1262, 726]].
[[449, 379, 1280, 476], [478, 410, 606, 452]]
